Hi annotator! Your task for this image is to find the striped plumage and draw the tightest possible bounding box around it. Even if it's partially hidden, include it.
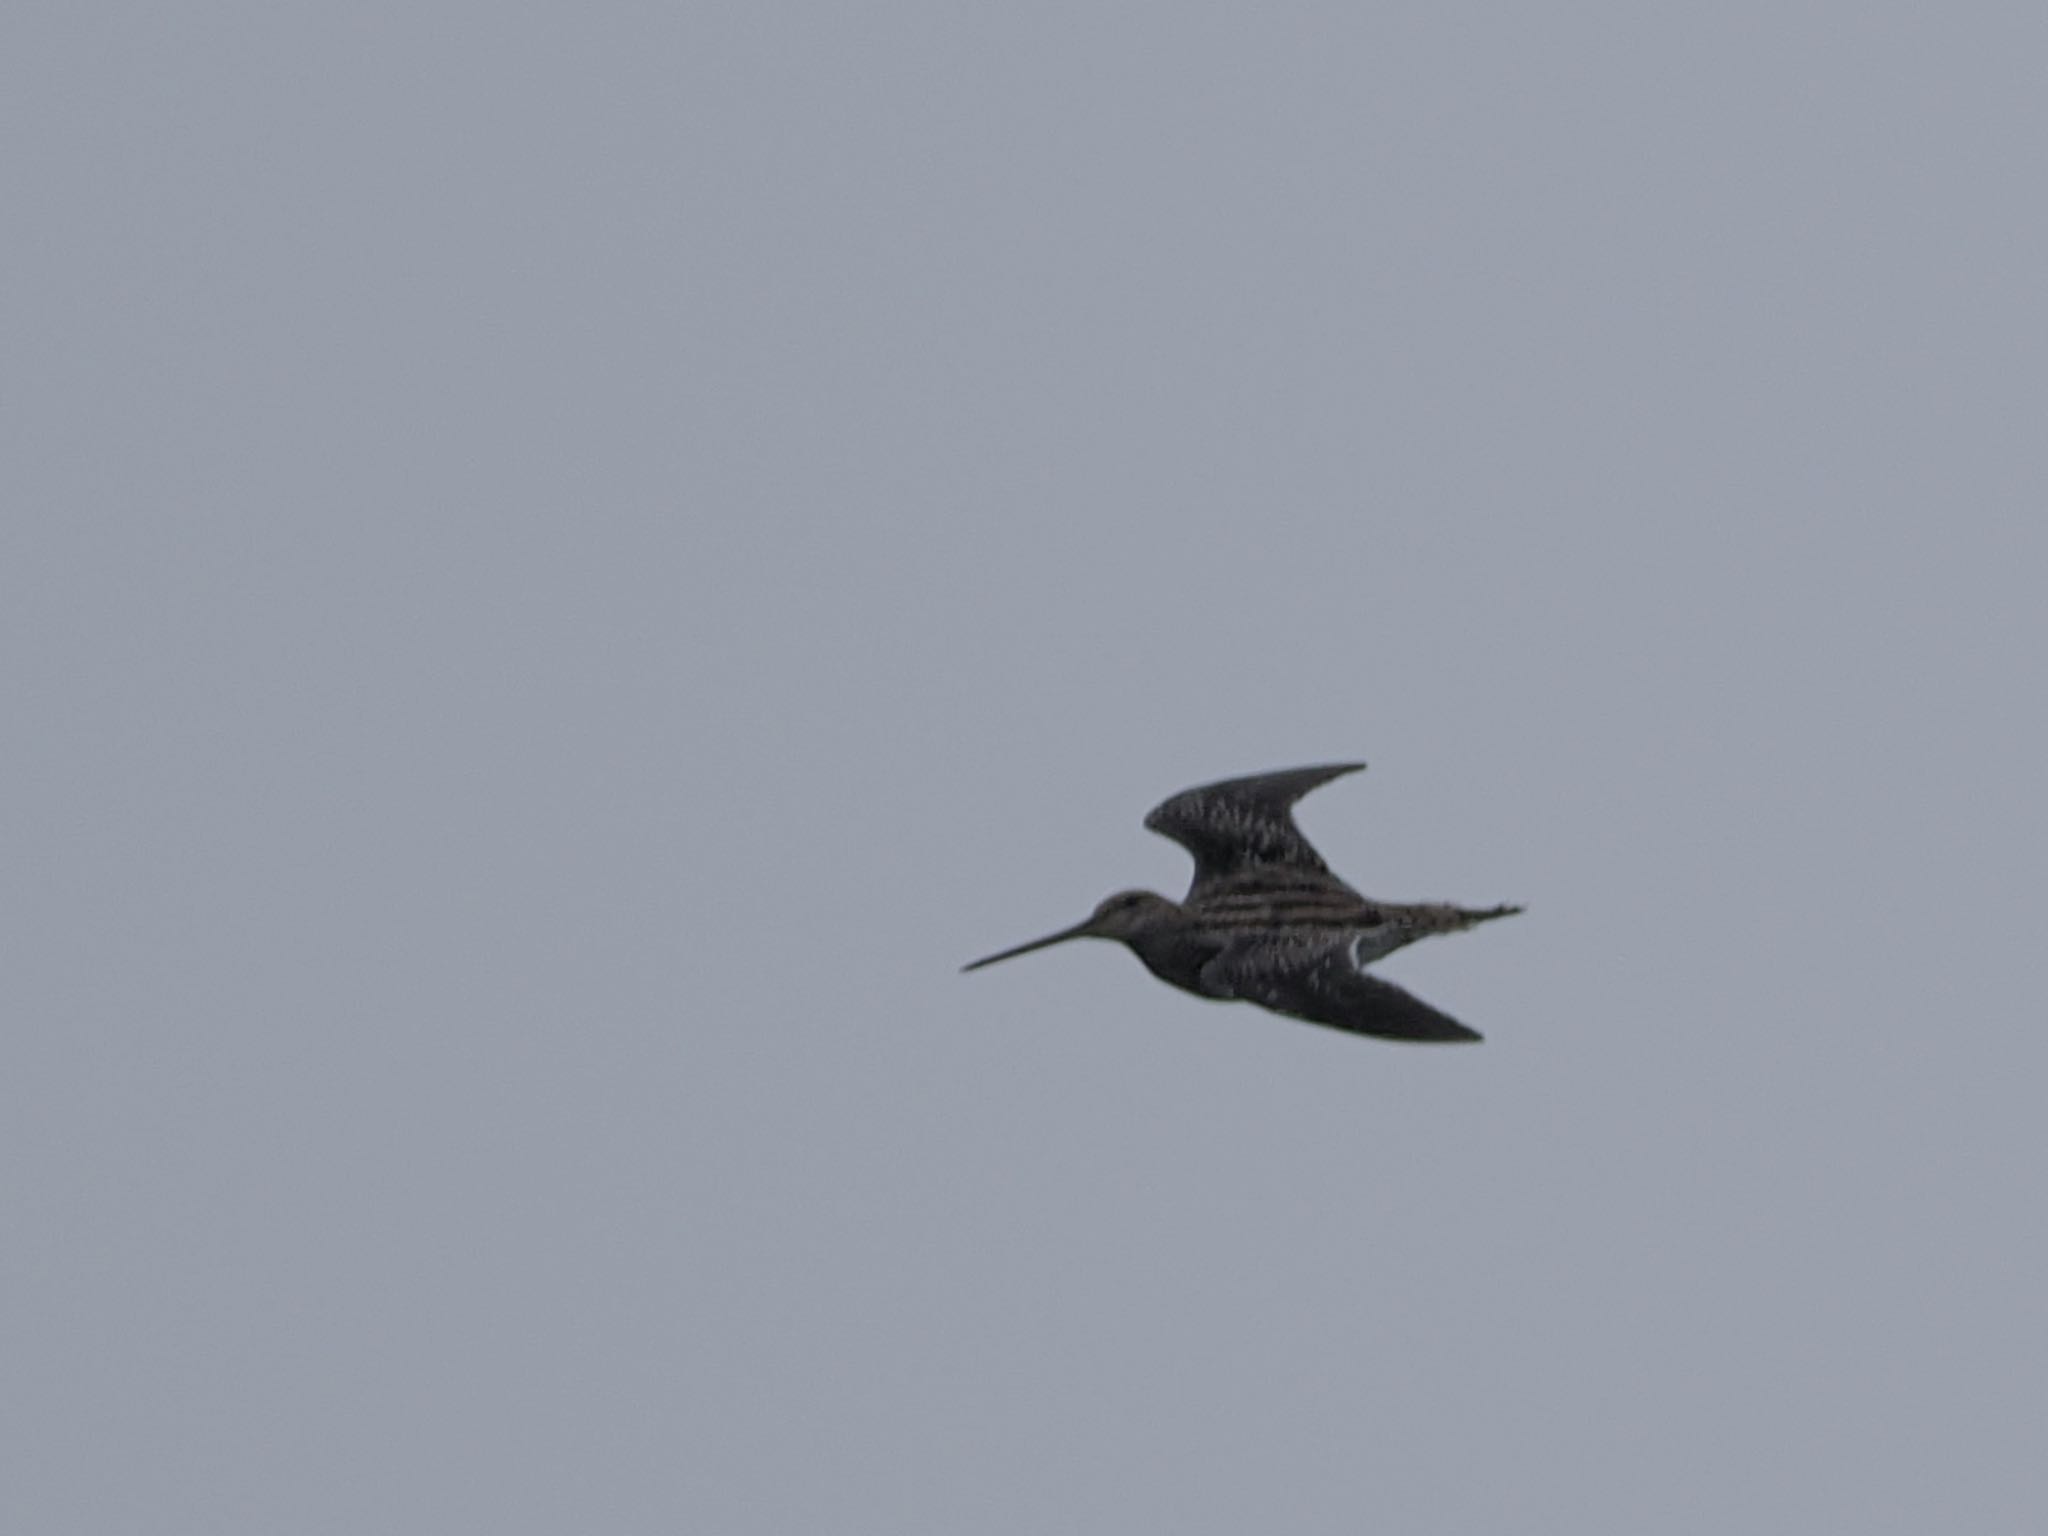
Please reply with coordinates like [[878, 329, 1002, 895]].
[[964, 763, 1520, 1044]]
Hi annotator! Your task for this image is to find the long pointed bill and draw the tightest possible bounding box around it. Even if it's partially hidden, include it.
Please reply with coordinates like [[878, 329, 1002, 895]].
[[961, 917, 1099, 973]]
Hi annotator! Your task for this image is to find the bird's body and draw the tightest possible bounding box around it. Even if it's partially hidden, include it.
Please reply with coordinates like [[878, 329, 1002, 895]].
[[964, 763, 1520, 1044]]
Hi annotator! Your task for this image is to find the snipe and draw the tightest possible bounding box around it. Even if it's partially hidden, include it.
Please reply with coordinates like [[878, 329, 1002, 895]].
[[964, 763, 1520, 1043]]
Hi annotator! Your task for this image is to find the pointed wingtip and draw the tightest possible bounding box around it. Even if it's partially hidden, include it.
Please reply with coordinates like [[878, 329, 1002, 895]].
[[1390, 1018, 1483, 1044]]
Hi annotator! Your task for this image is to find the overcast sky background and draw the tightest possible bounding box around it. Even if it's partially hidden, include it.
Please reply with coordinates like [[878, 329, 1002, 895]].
[[7, 4, 2047, 1531]]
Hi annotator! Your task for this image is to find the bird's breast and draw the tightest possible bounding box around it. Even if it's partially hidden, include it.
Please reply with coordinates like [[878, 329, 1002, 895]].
[[1126, 930, 1234, 999]]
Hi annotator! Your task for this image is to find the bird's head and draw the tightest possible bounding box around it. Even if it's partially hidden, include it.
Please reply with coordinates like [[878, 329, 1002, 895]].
[[962, 889, 1179, 972]]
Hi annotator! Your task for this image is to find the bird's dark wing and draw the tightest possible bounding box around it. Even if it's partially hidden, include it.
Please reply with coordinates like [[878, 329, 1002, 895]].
[[1199, 931, 1483, 1044], [1143, 763, 1364, 897]]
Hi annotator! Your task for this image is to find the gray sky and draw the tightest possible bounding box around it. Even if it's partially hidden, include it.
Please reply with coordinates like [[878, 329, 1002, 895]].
[[7, 3, 2046, 1531]]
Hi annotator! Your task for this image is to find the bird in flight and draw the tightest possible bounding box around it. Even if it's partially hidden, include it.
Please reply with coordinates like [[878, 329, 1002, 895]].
[[963, 763, 1520, 1043]]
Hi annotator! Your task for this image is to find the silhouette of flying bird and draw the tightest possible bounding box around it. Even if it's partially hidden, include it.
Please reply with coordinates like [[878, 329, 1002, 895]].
[[963, 763, 1519, 1043]]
